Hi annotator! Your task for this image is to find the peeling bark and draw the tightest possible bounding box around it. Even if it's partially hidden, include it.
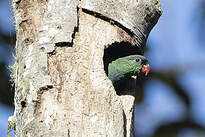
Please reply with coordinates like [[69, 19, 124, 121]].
[[10, 0, 162, 137]]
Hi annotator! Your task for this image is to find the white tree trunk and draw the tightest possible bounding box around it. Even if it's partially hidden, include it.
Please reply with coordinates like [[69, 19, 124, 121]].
[[9, 0, 162, 137]]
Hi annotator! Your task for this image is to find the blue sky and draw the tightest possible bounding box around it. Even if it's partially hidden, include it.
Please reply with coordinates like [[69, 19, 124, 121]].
[[135, 0, 205, 136], [1, 0, 205, 137], [0, 104, 14, 136], [149, 0, 205, 125], [0, 0, 15, 65]]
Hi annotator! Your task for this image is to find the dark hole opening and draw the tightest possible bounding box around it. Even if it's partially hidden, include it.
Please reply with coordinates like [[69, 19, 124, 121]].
[[103, 41, 143, 75], [103, 41, 144, 95], [21, 101, 26, 108], [55, 42, 72, 47]]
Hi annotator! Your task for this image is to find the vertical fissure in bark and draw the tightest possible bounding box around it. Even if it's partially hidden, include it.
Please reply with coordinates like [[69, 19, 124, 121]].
[[55, 6, 80, 47]]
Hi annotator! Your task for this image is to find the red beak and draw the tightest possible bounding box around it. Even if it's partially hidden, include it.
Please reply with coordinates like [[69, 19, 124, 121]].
[[142, 64, 150, 76]]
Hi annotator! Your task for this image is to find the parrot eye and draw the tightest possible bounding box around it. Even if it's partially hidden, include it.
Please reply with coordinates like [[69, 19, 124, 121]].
[[136, 58, 140, 62]]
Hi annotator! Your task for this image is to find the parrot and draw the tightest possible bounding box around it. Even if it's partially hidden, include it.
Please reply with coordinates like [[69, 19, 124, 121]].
[[107, 55, 150, 93]]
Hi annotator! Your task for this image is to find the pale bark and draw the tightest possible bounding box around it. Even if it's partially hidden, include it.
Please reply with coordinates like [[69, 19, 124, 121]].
[[9, 0, 162, 137]]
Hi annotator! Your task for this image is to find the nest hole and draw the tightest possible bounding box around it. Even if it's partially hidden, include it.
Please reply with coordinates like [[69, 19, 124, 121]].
[[103, 41, 143, 75], [103, 41, 144, 95]]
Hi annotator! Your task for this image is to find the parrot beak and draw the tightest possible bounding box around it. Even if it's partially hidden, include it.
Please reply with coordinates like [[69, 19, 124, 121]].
[[142, 64, 150, 76]]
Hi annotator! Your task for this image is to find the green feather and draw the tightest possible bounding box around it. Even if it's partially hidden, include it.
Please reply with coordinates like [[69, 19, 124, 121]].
[[108, 55, 148, 83]]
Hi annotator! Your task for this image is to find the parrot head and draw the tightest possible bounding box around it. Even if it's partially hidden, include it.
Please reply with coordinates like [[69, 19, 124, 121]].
[[126, 55, 150, 76], [108, 55, 150, 83]]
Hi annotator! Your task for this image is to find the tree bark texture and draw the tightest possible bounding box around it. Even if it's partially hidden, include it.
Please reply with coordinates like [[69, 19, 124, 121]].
[[10, 0, 162, 137]]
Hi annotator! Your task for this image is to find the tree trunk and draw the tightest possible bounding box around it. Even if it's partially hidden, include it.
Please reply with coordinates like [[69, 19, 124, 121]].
[[9, 0, 162, 137]]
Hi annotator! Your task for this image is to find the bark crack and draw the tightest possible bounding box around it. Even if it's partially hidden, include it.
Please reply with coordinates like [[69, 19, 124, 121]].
[[82, 8, 135, 37]]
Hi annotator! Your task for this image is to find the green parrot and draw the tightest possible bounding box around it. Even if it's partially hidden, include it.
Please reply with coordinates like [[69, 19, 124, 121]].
[[108, 55, 150, 85]]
